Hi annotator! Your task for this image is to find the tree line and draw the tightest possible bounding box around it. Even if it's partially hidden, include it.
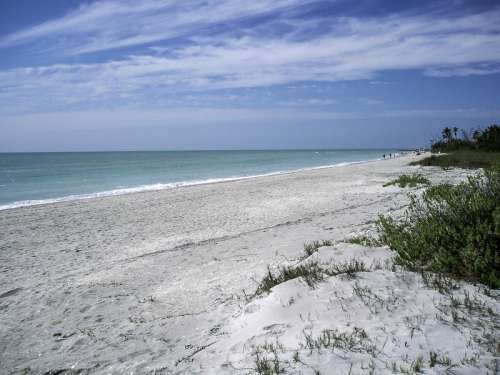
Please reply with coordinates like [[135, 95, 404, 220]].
[[431, 124, 500, 152]]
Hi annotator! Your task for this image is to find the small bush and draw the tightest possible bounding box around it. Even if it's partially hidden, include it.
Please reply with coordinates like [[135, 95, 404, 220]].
[[383, 173, 430, 188], [378, 169, 500, 288]]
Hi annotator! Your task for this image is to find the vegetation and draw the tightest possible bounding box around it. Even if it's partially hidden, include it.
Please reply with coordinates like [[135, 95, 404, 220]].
[[413, 124, 500, 169], [430, 124, 500, 153], [383, 173, 430, 188], [412, 150, 500, 169], [254, 341, 285, 375], [253, 259, 367, 296], [344, 235, 382, 247], [326, 259, 368, 279], [420, 271, 459, 294], [303, 327, 373, 354], [249, 127, 500, 373], [429, 351, 452, 368], [253, 262, 325, 296], [377, 169, 500, 288], [303, 240, 333, 257]]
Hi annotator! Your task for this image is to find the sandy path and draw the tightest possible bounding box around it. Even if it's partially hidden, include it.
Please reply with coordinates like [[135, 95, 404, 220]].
[[0, 154, 453, 374]]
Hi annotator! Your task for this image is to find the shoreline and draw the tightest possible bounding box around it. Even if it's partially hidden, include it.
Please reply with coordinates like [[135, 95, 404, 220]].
[[0, 152, 412, 212]]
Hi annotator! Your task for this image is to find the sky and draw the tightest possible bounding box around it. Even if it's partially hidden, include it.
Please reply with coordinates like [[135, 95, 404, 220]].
[[0, 0, 499, 151]]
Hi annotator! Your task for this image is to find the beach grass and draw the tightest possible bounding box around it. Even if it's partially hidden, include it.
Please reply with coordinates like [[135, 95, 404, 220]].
[[253, 259, 368, 296], [344, 235, 383, 247], [411, 151, 500, 169], [303, 240, 333, 257], [253, 341, 285, 375], [254, 262, 325, 296], [383, 173, 430, 188], [303, 327, 372, 354]]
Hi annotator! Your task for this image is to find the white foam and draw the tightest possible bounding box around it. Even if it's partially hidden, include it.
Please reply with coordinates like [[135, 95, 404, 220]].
[[0, 157, 387, 211]]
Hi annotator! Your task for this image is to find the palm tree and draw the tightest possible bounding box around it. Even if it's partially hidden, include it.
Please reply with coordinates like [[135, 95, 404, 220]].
[[472, 129, 481, 141], [453, 127, 458, 139], [442, 127, 452, 142]]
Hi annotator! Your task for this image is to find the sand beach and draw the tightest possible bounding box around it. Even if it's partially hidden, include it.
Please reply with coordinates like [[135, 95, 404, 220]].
[[1, 154, 498, 374]]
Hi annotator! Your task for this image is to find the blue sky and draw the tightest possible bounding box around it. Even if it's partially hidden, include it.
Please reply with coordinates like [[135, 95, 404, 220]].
[[0, 0, 499, 151]]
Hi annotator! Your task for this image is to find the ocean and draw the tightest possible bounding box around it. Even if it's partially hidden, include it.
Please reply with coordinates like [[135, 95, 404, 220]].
[[0, 149, 398, 210]]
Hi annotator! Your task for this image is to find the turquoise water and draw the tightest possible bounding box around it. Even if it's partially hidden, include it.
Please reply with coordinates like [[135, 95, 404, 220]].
[[0, 150, 397, 210]]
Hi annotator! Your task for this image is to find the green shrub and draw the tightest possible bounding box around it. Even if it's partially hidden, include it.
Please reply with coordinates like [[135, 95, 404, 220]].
[[383, 174, 430, 188], [377, 169, 500, 288]]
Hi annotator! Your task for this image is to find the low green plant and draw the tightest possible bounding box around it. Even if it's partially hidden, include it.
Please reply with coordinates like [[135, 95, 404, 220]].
[[344, 235, 383, 247], [352, 281, 391, 313], [303, 240, 333, 257], [254, 341, 285, 374], [411, 356, 424, 373], [378, 169, 500, 288], [253, 259, 367, 296], [302, 327, 372, 353], [429, 351, 452, 368], [326, 259, 367, 279], [411, 151, 500, 169], [383, 173, 430, 188], [420, 271, 459, 294], [254, 261, 324, 296]]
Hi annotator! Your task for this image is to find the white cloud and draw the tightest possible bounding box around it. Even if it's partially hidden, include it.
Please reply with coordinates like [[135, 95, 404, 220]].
[[0, 0, 313, 54], [1, 2, 500, 114], [424, 65, 500, 77]]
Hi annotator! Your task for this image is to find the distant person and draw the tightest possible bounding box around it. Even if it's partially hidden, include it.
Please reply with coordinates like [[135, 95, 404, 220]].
[[383, 154, 385, 159], [389, 153, 392, 158]]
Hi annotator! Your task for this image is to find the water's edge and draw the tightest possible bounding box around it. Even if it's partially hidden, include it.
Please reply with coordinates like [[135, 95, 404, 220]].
[[0, 157, 387, 211]]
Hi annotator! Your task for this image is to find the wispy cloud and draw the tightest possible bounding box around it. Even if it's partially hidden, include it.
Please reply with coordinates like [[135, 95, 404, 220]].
[[0, 0, 313, 54], [425, 65, 500, 77], [0, 1, 500, 115]]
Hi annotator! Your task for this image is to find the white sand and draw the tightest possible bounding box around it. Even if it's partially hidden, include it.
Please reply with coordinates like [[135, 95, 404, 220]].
[[0, 154, 498, 374]]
